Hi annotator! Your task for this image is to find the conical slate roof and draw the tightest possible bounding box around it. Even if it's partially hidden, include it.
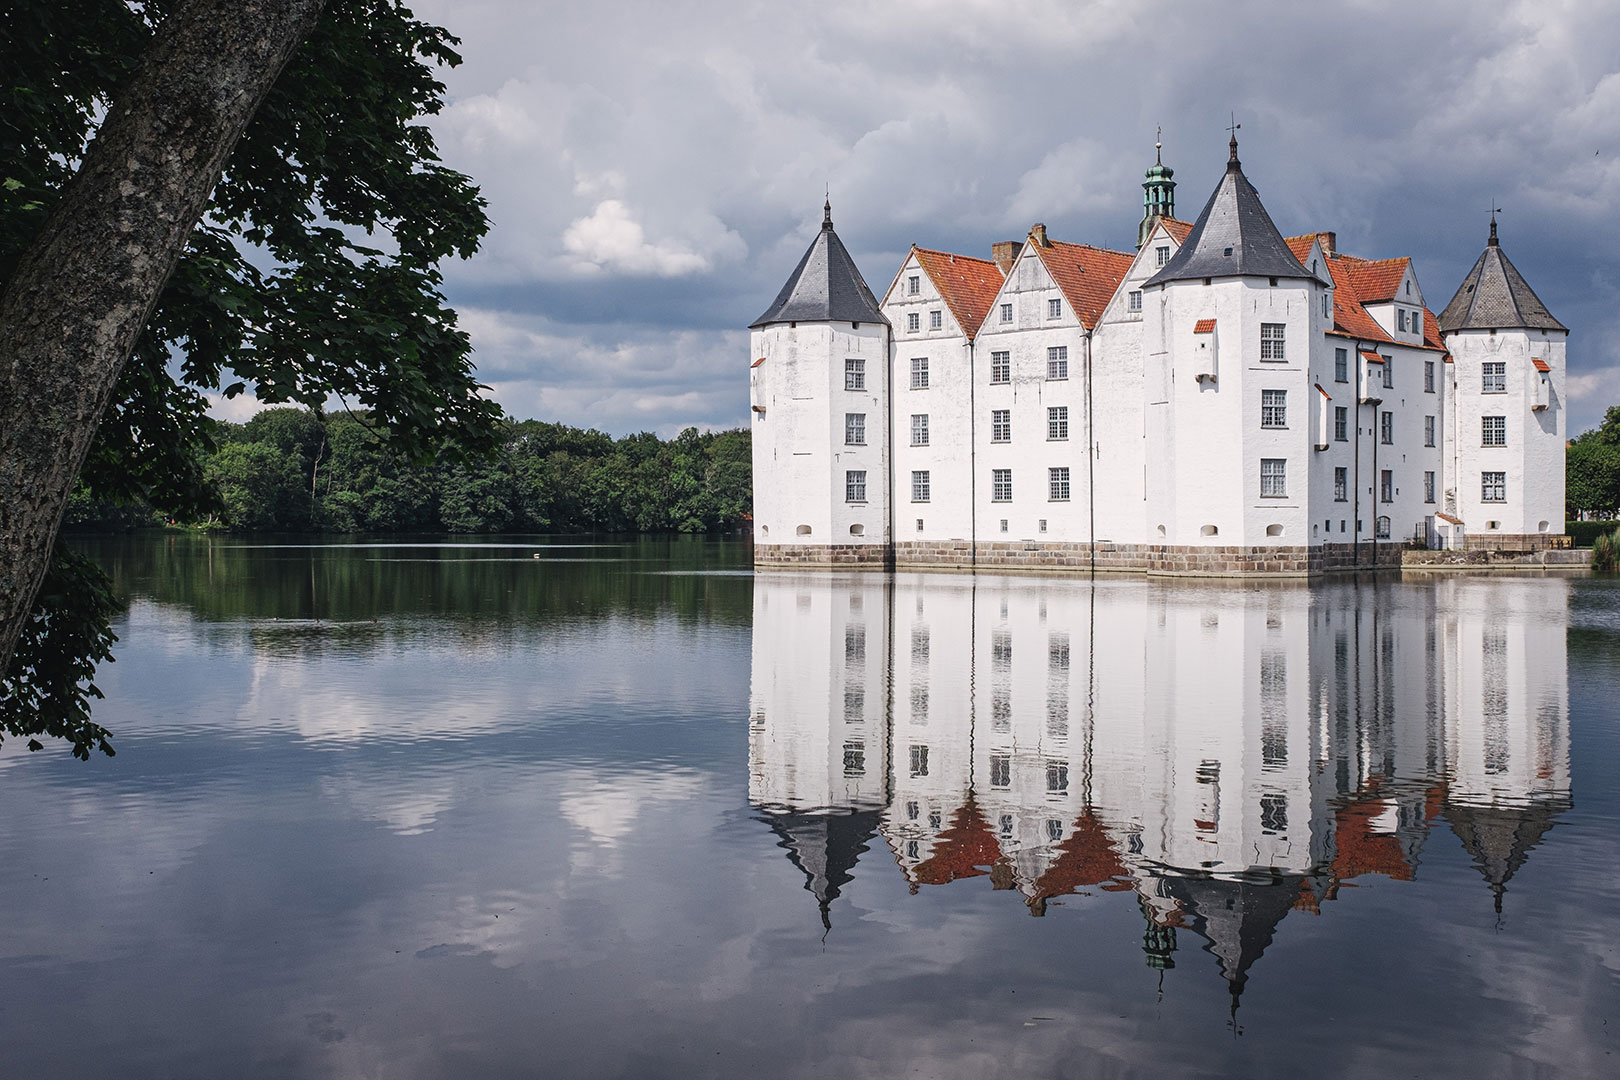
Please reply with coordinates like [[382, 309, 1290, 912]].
[[759, 806, 883, 931], [1438, 223, 1566, 332], [1444, 795, 1569, 913], [751, 202, 889, 329], [1157, 871, 1304, 1008], [1143, 138, 1319, 288]]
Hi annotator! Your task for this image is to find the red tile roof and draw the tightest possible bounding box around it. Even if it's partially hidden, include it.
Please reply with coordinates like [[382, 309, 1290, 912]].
[[1361, 350, 1385, 364], [1534, 357, 1551, 373], [1033, 239, 1135, 329], [1160, 218, 1195, 244], [1422, 307, 1444, 350], [751, 357, 767, 368], [913, 246, 1006, 340], [1341, 256, 1410, 303], [1193, 318, 1217, 334]]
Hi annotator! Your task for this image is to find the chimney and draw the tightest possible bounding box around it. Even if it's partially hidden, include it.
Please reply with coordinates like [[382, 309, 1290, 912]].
[[991, 240, 1019, 275], [1030, 223, 1050, 248], [1318, 231, 1336, 255]]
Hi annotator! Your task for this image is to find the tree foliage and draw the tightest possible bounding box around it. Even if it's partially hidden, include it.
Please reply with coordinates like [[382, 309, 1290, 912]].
[[2, 1, 499, 755]]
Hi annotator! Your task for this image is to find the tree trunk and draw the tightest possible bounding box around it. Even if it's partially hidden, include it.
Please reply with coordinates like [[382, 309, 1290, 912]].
[[0, 0, 326, 672]]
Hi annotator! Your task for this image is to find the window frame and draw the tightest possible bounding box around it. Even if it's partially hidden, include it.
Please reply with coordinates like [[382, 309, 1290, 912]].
[[1335, 406, 1348, 442], [1046, 345, 1068, 381], [845, 469, 867, 503], [1260, 458, 1287, 497], [1482, 415, 1506, 447], [906, 311, 920, 333], [1261, 389, 1287, 429], [1482, 361, 1507, 393], [1334, 466, 1348, 502], [910, 413, 929, 446], [844, 358, 865, 391], [1335, 348, 1349, 383], [990, 351, 1010, 384], [844, 412, 866, 445], [999, 302, 1013, 324], [990, 409, 1011, 443], [1260, 323, 1286, 361], [1047, 298, 1062, 319], [910, 356, 929, 390], [929, 309, 943, 331], [911, 470, 930, 503], [1380, 410, 1394, 445], [1049, 466, 1071, 502], [1047, 405, 1068, 441], [991, 468, 1013, 502], [1482, 471, 1506, 503]]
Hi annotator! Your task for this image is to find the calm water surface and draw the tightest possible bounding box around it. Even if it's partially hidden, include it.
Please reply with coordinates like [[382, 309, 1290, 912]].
[[2, 534, 1618, 1077]]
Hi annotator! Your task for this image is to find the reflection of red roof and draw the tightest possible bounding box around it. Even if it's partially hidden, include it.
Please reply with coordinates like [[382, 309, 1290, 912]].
[[911, 797, 1002, 886], [913, 246, 1006, 340], [1533, 358, 1551, 373], [1332, 795, 1415, 882], [1034, 239, 1135, 329], [1193, 318, 1217, 334], [1026, 812, 1133, 910]]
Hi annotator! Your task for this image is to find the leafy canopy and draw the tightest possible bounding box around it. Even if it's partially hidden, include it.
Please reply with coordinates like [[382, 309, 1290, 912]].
[[1, 0, 501, 756]]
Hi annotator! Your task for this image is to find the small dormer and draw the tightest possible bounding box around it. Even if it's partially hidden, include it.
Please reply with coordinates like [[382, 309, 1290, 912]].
[[1193, 318, 1217, 383], [1532, 357, 1552, 410], [1358, 350, 1385, 404]]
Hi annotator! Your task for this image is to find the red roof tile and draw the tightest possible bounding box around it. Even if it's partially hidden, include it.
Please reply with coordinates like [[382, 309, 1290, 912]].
[[1361, 350, 1385, 364], [1326, 257, 1396, 344], [1160, 218, 1195, 244], [1033, 239, 1135, 329], [1341, 256, 1410, 303], [1331, 793, 1416, 883], [1534, 357, 1551, 373], [910, 797, 1003, 886], [913, 246, 1006, 340], [751, 357, 767, 368], [1422, 307, 1444, 350], [1193, 318, 1217, 334], [1025, 812, 1133, 915]]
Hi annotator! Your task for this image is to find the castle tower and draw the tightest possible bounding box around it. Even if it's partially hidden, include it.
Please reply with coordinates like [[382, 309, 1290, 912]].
[[1138, 133, 1176, 249], [1437, 217, 1569, 548], [750, 201, 892, 564], [1139, 132, 1332, 551]]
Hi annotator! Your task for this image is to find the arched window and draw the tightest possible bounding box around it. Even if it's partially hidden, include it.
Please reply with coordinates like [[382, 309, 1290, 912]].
[[1200, 524, 1219, 537], [796, 524, 812, 536]]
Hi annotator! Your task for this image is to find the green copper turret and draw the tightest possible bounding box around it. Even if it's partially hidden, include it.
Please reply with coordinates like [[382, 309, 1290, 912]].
[[1139, 133, 1176, 249]]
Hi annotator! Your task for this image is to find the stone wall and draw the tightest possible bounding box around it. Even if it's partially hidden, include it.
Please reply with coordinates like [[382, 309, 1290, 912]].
[[754, 543, 892, 567], [879, 539, 1405, 576], [1463, 533, 1570, 553]]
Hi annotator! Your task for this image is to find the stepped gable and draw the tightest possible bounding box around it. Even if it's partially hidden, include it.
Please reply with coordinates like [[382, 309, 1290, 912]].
[[912, 246, 1006, 339], [1143, 136, 1319, 288], [751, 201, 889, 329], [1033, 239, 1136, 328], [1439, 222, 1566, 332], [759, 806, 884, 931]]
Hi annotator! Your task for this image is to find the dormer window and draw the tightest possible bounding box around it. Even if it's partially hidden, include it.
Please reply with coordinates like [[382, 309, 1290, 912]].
[[908, 275, 920, 295]]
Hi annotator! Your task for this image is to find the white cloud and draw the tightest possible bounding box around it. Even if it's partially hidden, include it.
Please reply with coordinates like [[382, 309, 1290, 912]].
[[562, 199, 719, 277]]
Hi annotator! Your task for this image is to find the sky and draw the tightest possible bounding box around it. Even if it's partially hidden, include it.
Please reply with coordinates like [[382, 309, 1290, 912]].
[[335, 0, 1620, 437]]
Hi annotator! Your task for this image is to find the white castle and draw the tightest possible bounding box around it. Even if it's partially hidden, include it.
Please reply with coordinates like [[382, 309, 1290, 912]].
[[748, 135, 1570, 574]]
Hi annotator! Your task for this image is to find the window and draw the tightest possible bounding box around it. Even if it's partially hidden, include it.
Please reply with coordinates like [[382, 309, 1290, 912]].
[[990, 351, 1010, 383], [907, 274, 920, 296], [1482, 471, 1506, 502], [991, 409, 1011, 442], [1382, 355, 1393, 388], [1000, 302, 1012, 324], [1334, 466, 1348, 502], [1046, 760, 1069, 794], [1047, 298, 1062, 319], [906, 312, 920, 332], [1381, 469, 1393, 503], [1261, 389, 1287, 428], [916, 517, 924, 532], [1049, 467, 1070, 501], [992, 469, 1013, 502], [1375, 515, 1391, 539], [1335, 406, 1348, 441], [1322, 291, 1330, 318], [845, 470, 866, 502], [1046, 345, 1068, 380], [844, 413, 865, 445], [910, 357, 929, 389], [843, 741, 865, 777], [844, 358, 865, 391], [911, 413, 929, 446], [1335, 348, 1348, 382], [1483, 361, 1506, 393], [1260, 458, 1286, 497], [1260, 323, 1286, 360], [1398, 308, 1408, 332], [1156, 245, 1170, 267], [1424, 415, 1436, 447], [1424, 360, 1435, 393], [1483, 415, 1506, 446], [1380, 410, 1393, 445], [929, 309, 942, 330], [1129, 290, 1142, 312], [909, 744, 929, 778], [1047, 406, 1068, 440], [1424, 470, 1436, 504], [1260, 793, 1288, 833], [911, 470, 930, 502], [989, 753, 1011, 788]]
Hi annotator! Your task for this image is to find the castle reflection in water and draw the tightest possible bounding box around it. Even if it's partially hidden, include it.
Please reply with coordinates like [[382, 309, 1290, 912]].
[[749, 573, 1571, 1004]]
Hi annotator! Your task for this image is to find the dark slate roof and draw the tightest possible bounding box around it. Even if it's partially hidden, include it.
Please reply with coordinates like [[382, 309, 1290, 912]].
[[759, 805, 883, 931], [1445, 794, 1569, 914], [1438, 225, 1566, 332], [1156, 870, 1305, 1010], [1143, 139, 1321, 288], [750, 203, 889, 329]]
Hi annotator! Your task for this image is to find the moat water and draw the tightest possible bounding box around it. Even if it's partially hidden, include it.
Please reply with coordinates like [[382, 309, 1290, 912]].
[[2, 534, 1617, 1077]]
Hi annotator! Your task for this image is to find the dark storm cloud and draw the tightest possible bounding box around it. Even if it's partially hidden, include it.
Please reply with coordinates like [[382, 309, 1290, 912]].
[[403, 0, 1620, 435]]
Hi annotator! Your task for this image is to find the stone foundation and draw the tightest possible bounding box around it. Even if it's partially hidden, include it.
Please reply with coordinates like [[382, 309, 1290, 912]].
[[763, 540, 1405, 576], [1463, 533, 1571, 553]]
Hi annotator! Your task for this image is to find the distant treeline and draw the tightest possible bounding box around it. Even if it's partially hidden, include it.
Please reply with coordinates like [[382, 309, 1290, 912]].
[[66, 409, 751, 534]]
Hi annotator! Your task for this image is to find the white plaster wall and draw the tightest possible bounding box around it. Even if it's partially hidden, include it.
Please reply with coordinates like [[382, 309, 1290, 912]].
[[750, 321, 890, 546], [1444, 328, 1567, 535]]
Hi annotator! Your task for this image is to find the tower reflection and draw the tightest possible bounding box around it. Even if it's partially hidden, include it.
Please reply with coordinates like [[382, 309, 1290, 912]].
[[749, 574, 1571, 1004]]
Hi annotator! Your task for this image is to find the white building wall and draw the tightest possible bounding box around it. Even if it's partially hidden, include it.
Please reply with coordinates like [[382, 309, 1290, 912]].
[[750, 321, 891, 547], [1444, 328, 1568, 537]]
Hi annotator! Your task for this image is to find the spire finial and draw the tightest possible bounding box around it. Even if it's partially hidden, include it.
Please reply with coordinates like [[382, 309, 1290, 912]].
[[1155, 124, 1163, 165], [1227, 114, 1242, 168], [823, 185, 832, 230], [1487, 202, 1501, 246]]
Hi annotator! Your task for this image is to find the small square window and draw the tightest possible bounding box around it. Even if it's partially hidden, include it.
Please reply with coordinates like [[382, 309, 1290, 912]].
[[906, 312, 920, 332], [907, 274, 920, 295], [929, 309, 942, 330], [1128, 290, 1142, 312], [1000, 303, 1013, 323], [1047, 298, 1062, 319], [1155, 245, 1170, 267], [915, 517, 924, 532], [1046, 346, 1068, 380], [1038, 518, 1047, 533]]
